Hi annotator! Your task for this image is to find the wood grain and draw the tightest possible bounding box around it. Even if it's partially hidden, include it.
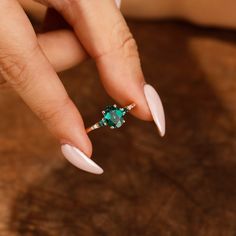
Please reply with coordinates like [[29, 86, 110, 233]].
[[0, 20, 236, 236]]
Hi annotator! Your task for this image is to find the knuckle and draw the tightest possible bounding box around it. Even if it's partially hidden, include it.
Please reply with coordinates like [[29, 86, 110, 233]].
[[112, 20, 138, 57], [0, 56, 28, 89], [36, 96, 71, 124], [95, 20, 139, 60], [121, 35, 139, 59], [0, 45, 39, 91]]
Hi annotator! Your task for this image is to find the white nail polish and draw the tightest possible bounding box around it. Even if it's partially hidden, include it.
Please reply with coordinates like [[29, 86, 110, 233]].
[[144, 84, 166, 137], [61, 144, 103, 175], [115, 0, 121, 8]]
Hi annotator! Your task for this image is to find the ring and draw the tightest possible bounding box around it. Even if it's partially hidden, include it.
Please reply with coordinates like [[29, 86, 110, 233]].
[[86, 103, 136, 133]]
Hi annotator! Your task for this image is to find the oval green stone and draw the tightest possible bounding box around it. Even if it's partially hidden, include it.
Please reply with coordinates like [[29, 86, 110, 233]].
[[103, 105, 125, 128]]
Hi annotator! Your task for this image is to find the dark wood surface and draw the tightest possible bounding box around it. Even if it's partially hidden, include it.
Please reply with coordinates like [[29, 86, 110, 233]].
[[0, 20, 236, 236]]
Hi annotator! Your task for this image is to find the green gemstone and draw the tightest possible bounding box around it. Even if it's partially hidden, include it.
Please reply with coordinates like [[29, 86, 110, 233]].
[[103, 105, 125, 128]]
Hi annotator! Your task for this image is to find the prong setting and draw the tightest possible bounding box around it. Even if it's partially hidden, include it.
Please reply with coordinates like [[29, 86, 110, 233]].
[[87, 103, 135, 133]]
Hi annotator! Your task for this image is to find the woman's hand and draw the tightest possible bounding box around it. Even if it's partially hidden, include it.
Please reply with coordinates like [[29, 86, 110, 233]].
[[0, 0, 165, 174]]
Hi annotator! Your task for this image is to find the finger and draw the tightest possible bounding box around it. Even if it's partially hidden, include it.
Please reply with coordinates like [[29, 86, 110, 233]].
[[49, 0, 152, 121], [0, 1, 104, 173], [1, 30, 86, 82], [38, 30, 87, 72], [38, 8, 87, 72]]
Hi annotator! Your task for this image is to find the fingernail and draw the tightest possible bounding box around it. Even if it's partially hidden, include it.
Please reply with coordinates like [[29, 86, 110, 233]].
[[61, 144, 104, 175], [144, 84, 166, 137], [115, 0, 121, 8]]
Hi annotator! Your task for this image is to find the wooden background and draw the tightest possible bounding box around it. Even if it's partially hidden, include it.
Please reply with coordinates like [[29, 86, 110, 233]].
[[0, 19, 236, 235]]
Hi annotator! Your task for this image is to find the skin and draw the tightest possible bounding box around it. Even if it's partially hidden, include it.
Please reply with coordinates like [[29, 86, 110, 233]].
[[0, 0, 152, 158], [1, 0, 235, 158]]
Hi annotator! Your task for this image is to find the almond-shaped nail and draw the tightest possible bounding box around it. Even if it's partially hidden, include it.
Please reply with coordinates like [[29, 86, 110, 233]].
[[115, 0, 121, 8], [144, 84, 166, 137], [61, 144, 103, 175]]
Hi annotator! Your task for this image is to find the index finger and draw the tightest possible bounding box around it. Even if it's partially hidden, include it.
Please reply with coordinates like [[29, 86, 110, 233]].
[[0, 0, 104, 174]]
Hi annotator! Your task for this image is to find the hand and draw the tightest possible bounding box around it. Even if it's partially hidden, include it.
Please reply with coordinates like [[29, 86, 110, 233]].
[[0, 0, 165, 174]]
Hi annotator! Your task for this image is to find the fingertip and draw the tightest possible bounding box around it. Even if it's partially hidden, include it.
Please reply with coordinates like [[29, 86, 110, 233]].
[[41, 98, 93, 158], [129, 96, 153, 121], [60, 126, 93, 158], [115, 0, 121, 8], [61, 143, 103, 175], [143, 83, 166, 137], [80, 131, 93, 158]]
